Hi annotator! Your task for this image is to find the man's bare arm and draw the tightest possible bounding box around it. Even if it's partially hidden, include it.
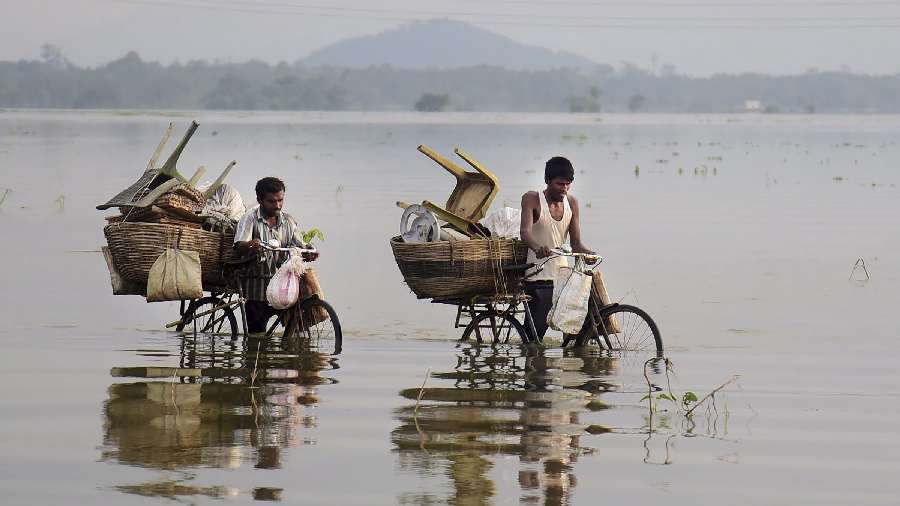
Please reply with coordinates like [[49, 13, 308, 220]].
[[520, 192, 551, 258], [568, 195, 594, 254]]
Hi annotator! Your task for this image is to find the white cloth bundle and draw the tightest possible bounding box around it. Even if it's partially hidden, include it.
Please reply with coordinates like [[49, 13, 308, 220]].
[[480, 207, 521, 239], [201, 183, 246, 226]]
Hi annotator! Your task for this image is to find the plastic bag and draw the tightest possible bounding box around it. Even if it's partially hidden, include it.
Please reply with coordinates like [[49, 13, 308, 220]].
[[266, 250, 306, 310], [547, 266, 592, 334], [479, 207, 521, 239], [146, 249, 203, 302]]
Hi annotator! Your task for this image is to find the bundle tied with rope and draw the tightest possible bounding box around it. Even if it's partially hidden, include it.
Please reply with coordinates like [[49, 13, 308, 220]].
[[146, 228, 203, 302]]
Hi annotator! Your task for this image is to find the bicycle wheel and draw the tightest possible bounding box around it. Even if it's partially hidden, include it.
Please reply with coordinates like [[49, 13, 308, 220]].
[[581, 304, 662, 354], [176, 296, 238, 340], [460, 311, 530, 344], [285, 297, 343, 355]]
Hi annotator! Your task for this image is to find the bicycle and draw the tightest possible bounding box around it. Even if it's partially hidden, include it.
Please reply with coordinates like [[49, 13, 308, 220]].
[[168, 243, 343, 355], [457, 247, 663, 355]]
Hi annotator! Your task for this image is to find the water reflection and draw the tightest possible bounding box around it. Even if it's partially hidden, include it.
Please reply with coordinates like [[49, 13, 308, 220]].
[[101, 335, 337, 500], [392, 345, 619, 505]]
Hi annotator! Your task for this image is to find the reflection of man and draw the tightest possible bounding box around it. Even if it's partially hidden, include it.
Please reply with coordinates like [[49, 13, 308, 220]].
[[234, 177, 317, 333], [520, 157, 594, 342]]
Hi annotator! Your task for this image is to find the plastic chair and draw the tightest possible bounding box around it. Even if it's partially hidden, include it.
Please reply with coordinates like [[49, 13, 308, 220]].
[[417, 145, 499, 237]]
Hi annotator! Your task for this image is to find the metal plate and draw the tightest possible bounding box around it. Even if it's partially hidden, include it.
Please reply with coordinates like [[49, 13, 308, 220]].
[[400, 204, 440, 243]]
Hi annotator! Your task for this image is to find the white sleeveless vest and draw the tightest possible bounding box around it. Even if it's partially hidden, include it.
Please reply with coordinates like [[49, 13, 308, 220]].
[[525, 191, 572, 281]]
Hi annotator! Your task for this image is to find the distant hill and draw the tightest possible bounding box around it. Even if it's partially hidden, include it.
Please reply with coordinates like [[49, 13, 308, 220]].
[[302, 19, 597, 71]]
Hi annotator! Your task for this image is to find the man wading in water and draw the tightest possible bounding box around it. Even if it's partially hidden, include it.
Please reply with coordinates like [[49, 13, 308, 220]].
[[234, 177, 318, 333], [520, 157, 595, 342]]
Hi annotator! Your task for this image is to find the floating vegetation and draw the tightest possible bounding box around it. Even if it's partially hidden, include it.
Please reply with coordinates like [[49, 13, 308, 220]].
[[634, 165, 640, 177], [707, 156, 723, 161], [0, 188, 9, 208], [55, 194, 65, 212], [833, 176, 844, 182]]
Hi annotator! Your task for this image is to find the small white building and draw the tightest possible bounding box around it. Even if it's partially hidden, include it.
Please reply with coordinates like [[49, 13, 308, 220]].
[[744, 100, 762, 112]]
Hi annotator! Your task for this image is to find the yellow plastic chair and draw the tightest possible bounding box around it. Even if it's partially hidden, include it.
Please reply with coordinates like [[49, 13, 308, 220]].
[[417, 145, 499, 237]]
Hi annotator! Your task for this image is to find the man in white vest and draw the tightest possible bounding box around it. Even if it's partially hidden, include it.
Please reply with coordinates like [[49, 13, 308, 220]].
[[520, 157, 594, 342]]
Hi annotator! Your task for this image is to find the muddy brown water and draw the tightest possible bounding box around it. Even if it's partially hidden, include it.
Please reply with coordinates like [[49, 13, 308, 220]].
[[1, 110, 899, 504]]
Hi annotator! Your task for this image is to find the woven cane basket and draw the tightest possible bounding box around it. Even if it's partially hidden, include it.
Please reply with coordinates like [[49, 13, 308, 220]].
[[390, 236, 529, 299], [104, 222, 236, 288]]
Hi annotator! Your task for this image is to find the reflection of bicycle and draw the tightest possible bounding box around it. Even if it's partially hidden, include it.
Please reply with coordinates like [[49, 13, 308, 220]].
[[169, 243, 342, 355], [457, 248, 662, 355]]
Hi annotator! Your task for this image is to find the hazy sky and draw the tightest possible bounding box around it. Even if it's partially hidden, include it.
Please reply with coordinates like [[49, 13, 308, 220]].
[[3, 0, 899, 75]]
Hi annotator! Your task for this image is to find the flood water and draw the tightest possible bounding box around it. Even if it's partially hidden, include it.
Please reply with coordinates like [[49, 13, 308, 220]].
[[1, 110, 899, 504]]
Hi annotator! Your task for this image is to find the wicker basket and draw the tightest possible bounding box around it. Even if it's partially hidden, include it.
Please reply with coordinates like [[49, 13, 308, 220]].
[[390, 236, 529, 299], [104, 222, 236, 288]]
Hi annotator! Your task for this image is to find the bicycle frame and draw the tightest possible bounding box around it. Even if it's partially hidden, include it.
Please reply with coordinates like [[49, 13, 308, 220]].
[[170, 245, 320, 338]]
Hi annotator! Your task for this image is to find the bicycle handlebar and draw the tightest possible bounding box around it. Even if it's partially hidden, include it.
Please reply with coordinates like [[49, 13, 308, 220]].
[[502, 249, 602, 278], [258, 243, 318, 255], [531, 249, 602, 268], [548, 248, 602, 263]]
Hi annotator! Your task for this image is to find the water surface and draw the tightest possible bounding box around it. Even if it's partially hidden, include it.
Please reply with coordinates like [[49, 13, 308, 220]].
[[1, 110, 899, 504]]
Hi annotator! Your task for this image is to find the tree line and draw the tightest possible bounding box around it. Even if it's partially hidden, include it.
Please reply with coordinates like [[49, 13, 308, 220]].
[[1, 48, 898, 113]]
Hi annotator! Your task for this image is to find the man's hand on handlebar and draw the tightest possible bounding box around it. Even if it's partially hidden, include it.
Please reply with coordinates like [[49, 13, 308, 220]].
[[301, 247, 319, 262], [535, 245, 553, 258], [234, 239, 261, 256]]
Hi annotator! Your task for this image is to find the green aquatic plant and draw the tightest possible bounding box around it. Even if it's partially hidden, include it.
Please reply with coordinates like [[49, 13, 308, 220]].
[[300, 228, 325, 245], [642, 357, 738, 418], [681, 391, 699, 410]]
